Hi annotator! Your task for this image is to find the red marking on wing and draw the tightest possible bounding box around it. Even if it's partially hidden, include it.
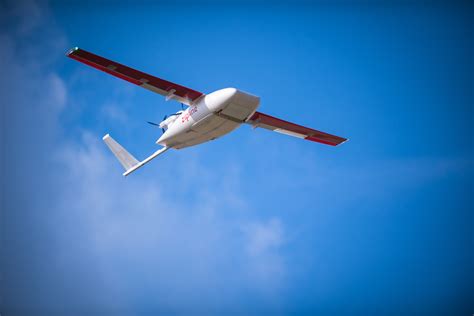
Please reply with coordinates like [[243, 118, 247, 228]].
[[248, 111, 347, 146], [67, 47, 203, 103]]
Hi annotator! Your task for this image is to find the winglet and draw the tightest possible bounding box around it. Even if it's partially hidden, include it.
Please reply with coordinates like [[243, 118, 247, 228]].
[[102, 134, 169, 176], [66, 46, 79, 56]]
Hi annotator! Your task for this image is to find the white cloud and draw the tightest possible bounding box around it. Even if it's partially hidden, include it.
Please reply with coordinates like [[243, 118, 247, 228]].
[[244, 217, 284, 256], [101, 101, 129, 123], [54, 132, 288, 304], [4, 1, 470, 314], [49, 73, 67, 110], [242, 218, 286, 290]]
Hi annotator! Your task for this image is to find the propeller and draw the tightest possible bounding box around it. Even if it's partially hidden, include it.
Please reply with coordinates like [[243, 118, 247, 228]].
[[147, 113, 179, 133], [147, 120, 164, 133], [147, 121, 160, 127]]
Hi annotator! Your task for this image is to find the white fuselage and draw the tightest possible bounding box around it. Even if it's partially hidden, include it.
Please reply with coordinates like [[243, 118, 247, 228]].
[[157, 88, 260, 149]]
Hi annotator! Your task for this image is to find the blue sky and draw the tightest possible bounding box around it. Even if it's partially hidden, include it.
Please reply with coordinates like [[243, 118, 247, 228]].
[[1, 1, 472, 315]]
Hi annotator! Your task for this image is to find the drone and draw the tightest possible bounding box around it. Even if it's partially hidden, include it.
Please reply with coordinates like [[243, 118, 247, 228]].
[[67, 47, 347, 176]]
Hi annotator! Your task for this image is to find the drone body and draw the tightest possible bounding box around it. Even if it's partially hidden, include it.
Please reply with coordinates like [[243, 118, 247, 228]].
[[157, 88, 260, 150], [67, 47, 347, 176]]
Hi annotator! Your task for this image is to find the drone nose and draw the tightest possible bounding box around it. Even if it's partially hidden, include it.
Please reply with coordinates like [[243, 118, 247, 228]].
[[216, 88, 237, 102], [205, 88, 237, 111]]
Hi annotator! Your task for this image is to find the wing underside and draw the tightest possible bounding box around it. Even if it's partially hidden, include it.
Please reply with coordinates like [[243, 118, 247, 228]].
[[247, 111, 347, 146], [66, 47, 204, 105]]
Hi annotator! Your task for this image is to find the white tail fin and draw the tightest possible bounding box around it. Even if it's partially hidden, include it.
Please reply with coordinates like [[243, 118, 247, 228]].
[[103, 134, 139, 170], [102, 134, 169, 176]]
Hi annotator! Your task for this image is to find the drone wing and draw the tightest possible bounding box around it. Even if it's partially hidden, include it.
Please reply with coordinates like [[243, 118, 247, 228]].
[[247, 111, 347, 146], [66, 47, 204, 106]]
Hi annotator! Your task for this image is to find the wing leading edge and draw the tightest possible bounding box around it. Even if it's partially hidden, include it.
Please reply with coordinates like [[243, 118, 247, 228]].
[[247, 111, 347, 146], [66, 47, 204, 106]]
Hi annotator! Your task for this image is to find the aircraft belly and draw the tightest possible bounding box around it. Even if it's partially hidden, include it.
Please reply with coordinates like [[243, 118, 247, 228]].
[[161, 89, 260, 149], [173, 115, 241, 149]]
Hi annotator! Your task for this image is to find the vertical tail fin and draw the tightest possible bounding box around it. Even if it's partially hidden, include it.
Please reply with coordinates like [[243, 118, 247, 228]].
[[102, 134, 169, 176], [103, 134, 139, 170]]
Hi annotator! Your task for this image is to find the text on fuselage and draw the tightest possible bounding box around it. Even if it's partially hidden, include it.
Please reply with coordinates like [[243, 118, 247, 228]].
[[182, 106, 198, 123]]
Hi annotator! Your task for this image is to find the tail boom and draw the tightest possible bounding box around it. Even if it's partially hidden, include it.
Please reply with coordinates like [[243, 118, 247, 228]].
[[102, 134, 169, 176]]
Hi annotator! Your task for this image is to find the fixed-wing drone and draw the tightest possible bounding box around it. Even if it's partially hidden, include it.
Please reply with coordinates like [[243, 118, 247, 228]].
[[67, 47, 347, 176]]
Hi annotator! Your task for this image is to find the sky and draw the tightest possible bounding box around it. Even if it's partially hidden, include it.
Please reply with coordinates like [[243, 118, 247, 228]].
[[1, 0, 473, 315]]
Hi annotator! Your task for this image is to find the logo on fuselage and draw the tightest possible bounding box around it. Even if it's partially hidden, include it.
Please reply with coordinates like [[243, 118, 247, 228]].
[[181, 106, 198, 123]]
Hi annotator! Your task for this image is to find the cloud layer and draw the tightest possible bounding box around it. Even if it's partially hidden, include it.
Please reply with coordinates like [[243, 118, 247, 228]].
[[2, 1, 472, 315], [1, 2, 287, 314]]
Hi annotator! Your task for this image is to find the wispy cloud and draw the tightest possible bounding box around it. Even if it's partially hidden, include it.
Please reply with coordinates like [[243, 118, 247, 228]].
[[54, 130, 288, 306], [2, 1, 471, 314], [242, 217, 286, 289], [101, 101, 129, 124], [48, 73, 67, 110], [1, 1, 288, 313]]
